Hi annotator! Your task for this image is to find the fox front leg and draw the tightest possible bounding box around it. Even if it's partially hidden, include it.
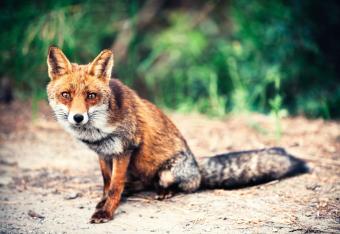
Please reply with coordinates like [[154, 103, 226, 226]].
[[90, 155, 130, 224], [95, 157, 112, 210]]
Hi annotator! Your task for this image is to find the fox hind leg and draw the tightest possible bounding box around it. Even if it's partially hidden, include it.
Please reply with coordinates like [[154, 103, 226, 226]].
[[155, 150, 201, 199]]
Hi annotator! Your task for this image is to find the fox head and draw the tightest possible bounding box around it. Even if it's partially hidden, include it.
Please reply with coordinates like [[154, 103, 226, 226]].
[[47, 47, 115, 137]]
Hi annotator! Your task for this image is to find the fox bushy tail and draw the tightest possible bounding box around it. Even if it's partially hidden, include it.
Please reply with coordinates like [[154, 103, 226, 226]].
[[198, 147, 308, 189]]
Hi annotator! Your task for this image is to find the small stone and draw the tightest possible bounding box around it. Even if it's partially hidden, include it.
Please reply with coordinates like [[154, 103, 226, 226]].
[[0, 159, 18, 166], [0, 176, 12, 186], [306, 184, 320, 191], [52, 189, 60, 194], [28, 210, 45, 219], [64, 192, 81, 200]]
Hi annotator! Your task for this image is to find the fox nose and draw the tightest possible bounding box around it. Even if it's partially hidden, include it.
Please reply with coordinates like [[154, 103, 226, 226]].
[[73, 114, 84, 123]]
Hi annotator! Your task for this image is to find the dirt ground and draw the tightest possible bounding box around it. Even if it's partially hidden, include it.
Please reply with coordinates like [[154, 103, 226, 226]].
[[0, 101, 339, 234]]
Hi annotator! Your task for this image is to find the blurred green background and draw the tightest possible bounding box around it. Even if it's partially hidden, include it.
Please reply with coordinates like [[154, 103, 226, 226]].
[[1, 0, 339, 118]]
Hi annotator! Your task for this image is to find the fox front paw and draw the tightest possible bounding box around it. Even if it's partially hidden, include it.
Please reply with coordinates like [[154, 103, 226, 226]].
[[90, 209, 113, 224]]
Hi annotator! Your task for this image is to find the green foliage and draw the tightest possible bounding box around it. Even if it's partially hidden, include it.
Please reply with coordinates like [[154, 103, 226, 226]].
[[0, 0, 339, 118], [267, 67, 285, 139], [138, 12, 226, 116], [0, 0, 130, 99]]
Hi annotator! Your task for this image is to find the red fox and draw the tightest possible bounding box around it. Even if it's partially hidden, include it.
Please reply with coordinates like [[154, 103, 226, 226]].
[[46, 47, 307, 223]]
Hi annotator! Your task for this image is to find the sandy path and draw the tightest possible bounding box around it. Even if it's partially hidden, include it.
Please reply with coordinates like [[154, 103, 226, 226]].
[[0, 102, 339, 233]]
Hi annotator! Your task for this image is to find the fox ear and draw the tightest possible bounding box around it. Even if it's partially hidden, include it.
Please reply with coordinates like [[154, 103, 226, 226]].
[[88, 49, 114, 81], [47, 46, 72, 79]]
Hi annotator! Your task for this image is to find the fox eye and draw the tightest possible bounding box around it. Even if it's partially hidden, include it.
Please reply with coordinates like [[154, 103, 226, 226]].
[[61, 92, 71, 99], [87, 93, 96, 99]]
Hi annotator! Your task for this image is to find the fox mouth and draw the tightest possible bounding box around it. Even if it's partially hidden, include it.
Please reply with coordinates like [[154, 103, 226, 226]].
[[70, 122, 91, 129], [67, 119, 109, 142], [71, 124, 85, 128], [69, 119, 98, 130]]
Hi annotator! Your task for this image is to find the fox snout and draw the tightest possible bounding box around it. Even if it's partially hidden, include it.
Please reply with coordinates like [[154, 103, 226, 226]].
[[68, 112, 89, 125], [65, 95, 90, 125]]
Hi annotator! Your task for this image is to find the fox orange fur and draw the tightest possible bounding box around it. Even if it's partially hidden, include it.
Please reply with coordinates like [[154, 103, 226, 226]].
[[47, 47, 307, 223]]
